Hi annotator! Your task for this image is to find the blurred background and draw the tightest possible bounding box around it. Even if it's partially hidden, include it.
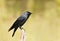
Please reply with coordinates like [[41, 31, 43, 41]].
[[0, 0, 60, 41]]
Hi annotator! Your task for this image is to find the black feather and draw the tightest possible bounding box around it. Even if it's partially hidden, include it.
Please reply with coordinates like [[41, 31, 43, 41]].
[[12, 27, 18, 37]]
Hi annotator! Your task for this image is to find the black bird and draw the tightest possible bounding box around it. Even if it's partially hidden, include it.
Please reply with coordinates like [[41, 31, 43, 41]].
[[8, 11, 32, 37]]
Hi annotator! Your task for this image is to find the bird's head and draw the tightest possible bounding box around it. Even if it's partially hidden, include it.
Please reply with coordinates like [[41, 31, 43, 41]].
[[26, 11, 32, 16], [22, 11, 32, 18]]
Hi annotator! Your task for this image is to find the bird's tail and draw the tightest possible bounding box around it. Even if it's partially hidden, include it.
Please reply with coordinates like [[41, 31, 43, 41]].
[[12, 27, 18, 37]]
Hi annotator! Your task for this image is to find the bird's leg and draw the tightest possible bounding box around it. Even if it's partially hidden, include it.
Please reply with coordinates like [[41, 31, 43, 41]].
[[19, 26, 25, 30], [19, 26, 23, 30]]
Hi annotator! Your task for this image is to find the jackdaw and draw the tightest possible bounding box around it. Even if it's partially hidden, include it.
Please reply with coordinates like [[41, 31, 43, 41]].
[[8, 11, 32, 37]]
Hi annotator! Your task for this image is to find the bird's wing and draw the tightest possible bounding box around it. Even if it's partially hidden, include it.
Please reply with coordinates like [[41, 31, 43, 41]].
[[8, 16, 26, 32], [8, 19, 20, 31]]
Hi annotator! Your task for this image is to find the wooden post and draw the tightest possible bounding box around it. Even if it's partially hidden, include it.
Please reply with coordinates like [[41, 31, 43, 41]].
[[20, 29, 26, 41]]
